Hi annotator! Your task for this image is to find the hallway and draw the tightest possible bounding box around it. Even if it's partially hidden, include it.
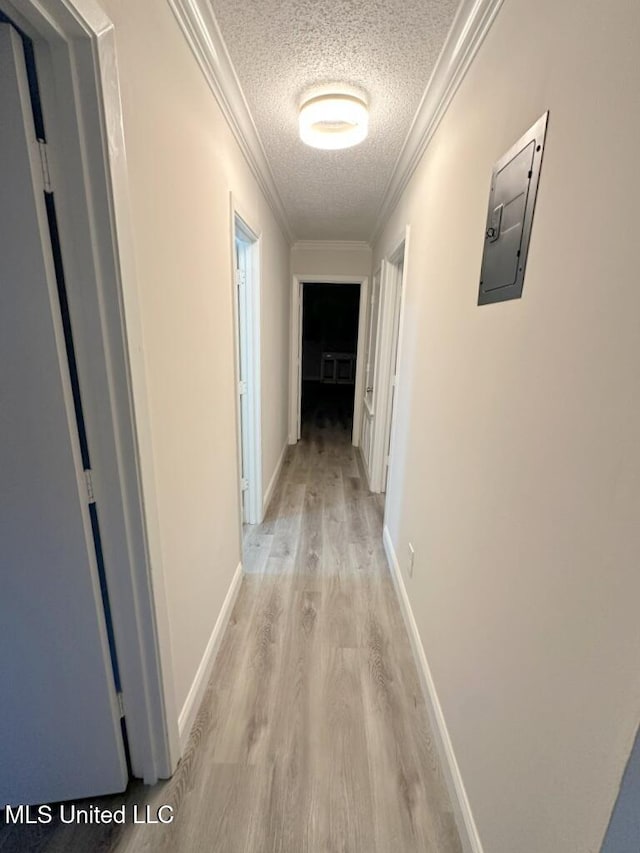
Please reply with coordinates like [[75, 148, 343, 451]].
[[3, 0, 639, 847], [0, 424, 462, 853], [146, 421, 461, 851]]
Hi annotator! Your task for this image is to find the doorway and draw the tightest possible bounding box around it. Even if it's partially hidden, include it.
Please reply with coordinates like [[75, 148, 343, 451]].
[[360, 231, 408, 495], [290, 275, 369, 446], [381, 245, 405, 493], [360, 265, 382, 484], [0, 15, 129, 805], [301, 283, 361, 433], [0, 0, 177, 797], [232, 209, 262, 526]]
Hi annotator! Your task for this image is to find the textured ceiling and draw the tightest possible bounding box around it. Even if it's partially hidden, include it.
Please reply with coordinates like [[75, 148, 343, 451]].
[[209, 0, 460, 241]]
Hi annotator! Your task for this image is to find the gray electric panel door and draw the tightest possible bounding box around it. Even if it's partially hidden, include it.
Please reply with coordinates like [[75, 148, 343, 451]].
[[478, 112, 548, 304]]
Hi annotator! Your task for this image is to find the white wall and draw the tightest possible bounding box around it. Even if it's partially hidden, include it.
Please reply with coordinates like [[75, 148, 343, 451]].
[[260, 231, 290, 504], [373, 0, 640, 851], [291, 240, 372, 278], [99, 0, 290, 721]]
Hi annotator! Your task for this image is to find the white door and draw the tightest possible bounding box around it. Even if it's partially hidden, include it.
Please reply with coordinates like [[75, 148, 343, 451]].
[[235, 239, 251, 522], [382, 259, 404, 491], [361, 267, 381, 482], [0, 24, 127, 806]]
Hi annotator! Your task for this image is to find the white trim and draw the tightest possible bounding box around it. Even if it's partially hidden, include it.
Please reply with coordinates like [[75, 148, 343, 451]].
[[167, 0, 292, 243], [292, 240, 371, 253], [2, 0, 180, 781], [368, 229, 409, 493], [178, 562, 243, 751], [289, 274, 303, 445], [263, 441, 288, 514], [353, 279, 369, 448], [383, 526, 484, 853], [371, 0, 505, 242], [359, 264, 381, 484], [231, 197, 263, 526], [370, 259, 396, 492], [382, 228, 411, 495], [289, 274, 368, 448]]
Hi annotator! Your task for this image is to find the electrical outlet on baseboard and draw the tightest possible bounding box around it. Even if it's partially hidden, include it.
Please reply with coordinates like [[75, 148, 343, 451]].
[[408, 542, 415, 578]]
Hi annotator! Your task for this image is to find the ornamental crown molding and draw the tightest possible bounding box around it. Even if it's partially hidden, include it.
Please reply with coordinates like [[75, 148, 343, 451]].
[[292, 240, 372, 253], [167, 0, 293, 243], [168, 0, 504, 248], [370, 0, 505, 243]]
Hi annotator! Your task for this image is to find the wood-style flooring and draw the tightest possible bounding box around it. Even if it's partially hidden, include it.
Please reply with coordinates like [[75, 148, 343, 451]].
[[0, 413, 462, 853]]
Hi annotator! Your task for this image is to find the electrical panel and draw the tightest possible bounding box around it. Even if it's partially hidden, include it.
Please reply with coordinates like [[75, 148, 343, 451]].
[[478, 112, 549, 304]]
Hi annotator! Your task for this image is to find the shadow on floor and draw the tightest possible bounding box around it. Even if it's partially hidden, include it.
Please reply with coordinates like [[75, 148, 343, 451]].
[[301, 380, 354, 434]]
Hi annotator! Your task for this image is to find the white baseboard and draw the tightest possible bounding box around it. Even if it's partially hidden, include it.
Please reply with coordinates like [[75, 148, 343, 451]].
[[382, 526, 484, 853], [263, 441, 288, 515], [177, 561, 243, 751]]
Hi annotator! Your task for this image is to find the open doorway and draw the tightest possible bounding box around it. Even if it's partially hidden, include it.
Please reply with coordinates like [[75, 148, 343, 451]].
[[360, 265, 381, 484], [360, 230, 408, 496], [0, 0, 176, 802], [0, 15, 128, 805], [232, 208, 262, 527], [290, 274, 368, 446], [301, 283, 361, 434], [381, 244, 405, 493]]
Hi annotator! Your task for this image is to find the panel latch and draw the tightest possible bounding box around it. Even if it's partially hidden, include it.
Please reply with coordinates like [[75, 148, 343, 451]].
[[486, 203, 503, 242]]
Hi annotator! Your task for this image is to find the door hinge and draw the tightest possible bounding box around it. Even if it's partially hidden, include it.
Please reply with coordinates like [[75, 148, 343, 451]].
[[37, 139, 52, 193], [238, 379, 247, 395], [84, 468, 96, 504], [241, 477, 249, 492], [116, 691, 125, 718], [235, 269, 245, 288]]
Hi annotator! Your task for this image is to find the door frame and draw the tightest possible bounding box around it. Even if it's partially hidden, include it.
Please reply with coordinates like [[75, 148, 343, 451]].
[[364, 264, 383, 414], [289, 274, 369, 446], [230, 196, 263, 526], [368, 227, 410, 494], [0, 0, 180, 781], [359, 263, 383, 488]]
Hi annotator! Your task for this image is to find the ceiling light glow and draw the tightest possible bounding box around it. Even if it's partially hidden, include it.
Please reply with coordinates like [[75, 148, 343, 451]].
[[299, 94, 369, 150]]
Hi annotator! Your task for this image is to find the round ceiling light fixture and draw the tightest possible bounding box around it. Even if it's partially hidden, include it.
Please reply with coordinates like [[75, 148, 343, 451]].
[[299, 93, 369, 150]]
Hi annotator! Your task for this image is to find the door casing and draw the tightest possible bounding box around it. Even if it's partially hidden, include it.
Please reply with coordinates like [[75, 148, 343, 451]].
[[365, 227, 410, 495], [230, 197, 263, 527], [0, 20, 129, 805], [360, 264, 382, 487], [0, 0, 180, 781], [289, 274, 369, 446]]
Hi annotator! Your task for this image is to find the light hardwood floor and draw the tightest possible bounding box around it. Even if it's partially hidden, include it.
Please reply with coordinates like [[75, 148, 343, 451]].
[[0, 416, 462, 853]]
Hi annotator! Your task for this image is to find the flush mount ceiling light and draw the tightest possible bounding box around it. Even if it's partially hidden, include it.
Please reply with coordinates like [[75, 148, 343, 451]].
[[299, 93, 369, 150]]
